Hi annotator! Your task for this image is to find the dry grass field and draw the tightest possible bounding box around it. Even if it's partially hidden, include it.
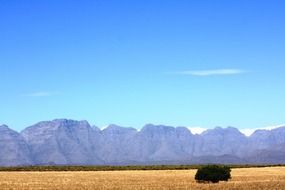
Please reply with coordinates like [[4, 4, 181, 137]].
[[0, 167, 285, 190]]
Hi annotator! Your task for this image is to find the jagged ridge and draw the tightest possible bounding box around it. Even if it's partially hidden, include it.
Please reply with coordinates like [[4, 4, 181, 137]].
[[0, 119, 285, 166]]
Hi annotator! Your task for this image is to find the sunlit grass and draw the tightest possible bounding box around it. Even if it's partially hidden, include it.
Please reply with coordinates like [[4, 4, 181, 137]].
[[0, 167, 285, 190]]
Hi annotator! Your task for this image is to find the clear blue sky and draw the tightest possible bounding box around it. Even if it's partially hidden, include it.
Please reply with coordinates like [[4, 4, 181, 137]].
[[1, 0, 285, 131]]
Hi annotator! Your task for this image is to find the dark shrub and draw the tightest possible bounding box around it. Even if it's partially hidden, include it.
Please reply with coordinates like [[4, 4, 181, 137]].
[[195, 165, 231, 183]]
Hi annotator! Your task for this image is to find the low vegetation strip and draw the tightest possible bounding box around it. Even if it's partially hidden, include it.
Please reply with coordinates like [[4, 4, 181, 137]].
[[0, 164, 284, 172]]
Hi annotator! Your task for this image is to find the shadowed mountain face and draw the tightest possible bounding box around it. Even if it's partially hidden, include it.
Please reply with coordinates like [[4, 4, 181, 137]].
[[0, 125, 32, 166], [21, 119, 102, 165], [197, 127, 248, 157], [1, 119, 285, 166]]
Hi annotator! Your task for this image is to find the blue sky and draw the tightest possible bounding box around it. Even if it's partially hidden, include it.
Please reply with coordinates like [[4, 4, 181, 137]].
[[1, 0, 285, 131]]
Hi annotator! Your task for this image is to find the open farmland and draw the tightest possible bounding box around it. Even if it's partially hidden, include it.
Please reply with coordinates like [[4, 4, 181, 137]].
[[0, 167, 285, 190]]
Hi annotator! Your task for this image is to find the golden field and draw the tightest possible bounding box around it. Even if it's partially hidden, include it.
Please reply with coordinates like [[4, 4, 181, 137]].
[[0, 167, 285, 190]]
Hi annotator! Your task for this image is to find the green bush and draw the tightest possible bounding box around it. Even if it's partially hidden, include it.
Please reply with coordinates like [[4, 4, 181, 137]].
[[195, 165, 231, 183]]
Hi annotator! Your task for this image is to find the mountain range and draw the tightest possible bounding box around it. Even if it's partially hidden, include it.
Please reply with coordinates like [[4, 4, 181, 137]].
[[1, 119, 285, 166]]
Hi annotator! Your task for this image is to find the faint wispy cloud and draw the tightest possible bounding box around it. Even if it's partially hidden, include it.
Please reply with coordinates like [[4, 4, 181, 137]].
[[23, 91, 59, 97], [169, 69, 246, 76]]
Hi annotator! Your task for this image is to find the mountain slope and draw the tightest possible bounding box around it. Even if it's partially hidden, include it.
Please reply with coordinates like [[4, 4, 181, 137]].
[[21, 119, 102, 165], [0, 125, 32, 166], [0, 120, 284, 166]]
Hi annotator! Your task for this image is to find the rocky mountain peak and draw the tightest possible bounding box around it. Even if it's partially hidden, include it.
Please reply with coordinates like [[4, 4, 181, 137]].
[[0, 124, 9, 130], [103, 124, 137, 134], [202, 126, 245, 137], [141, 124, 176, 133]]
